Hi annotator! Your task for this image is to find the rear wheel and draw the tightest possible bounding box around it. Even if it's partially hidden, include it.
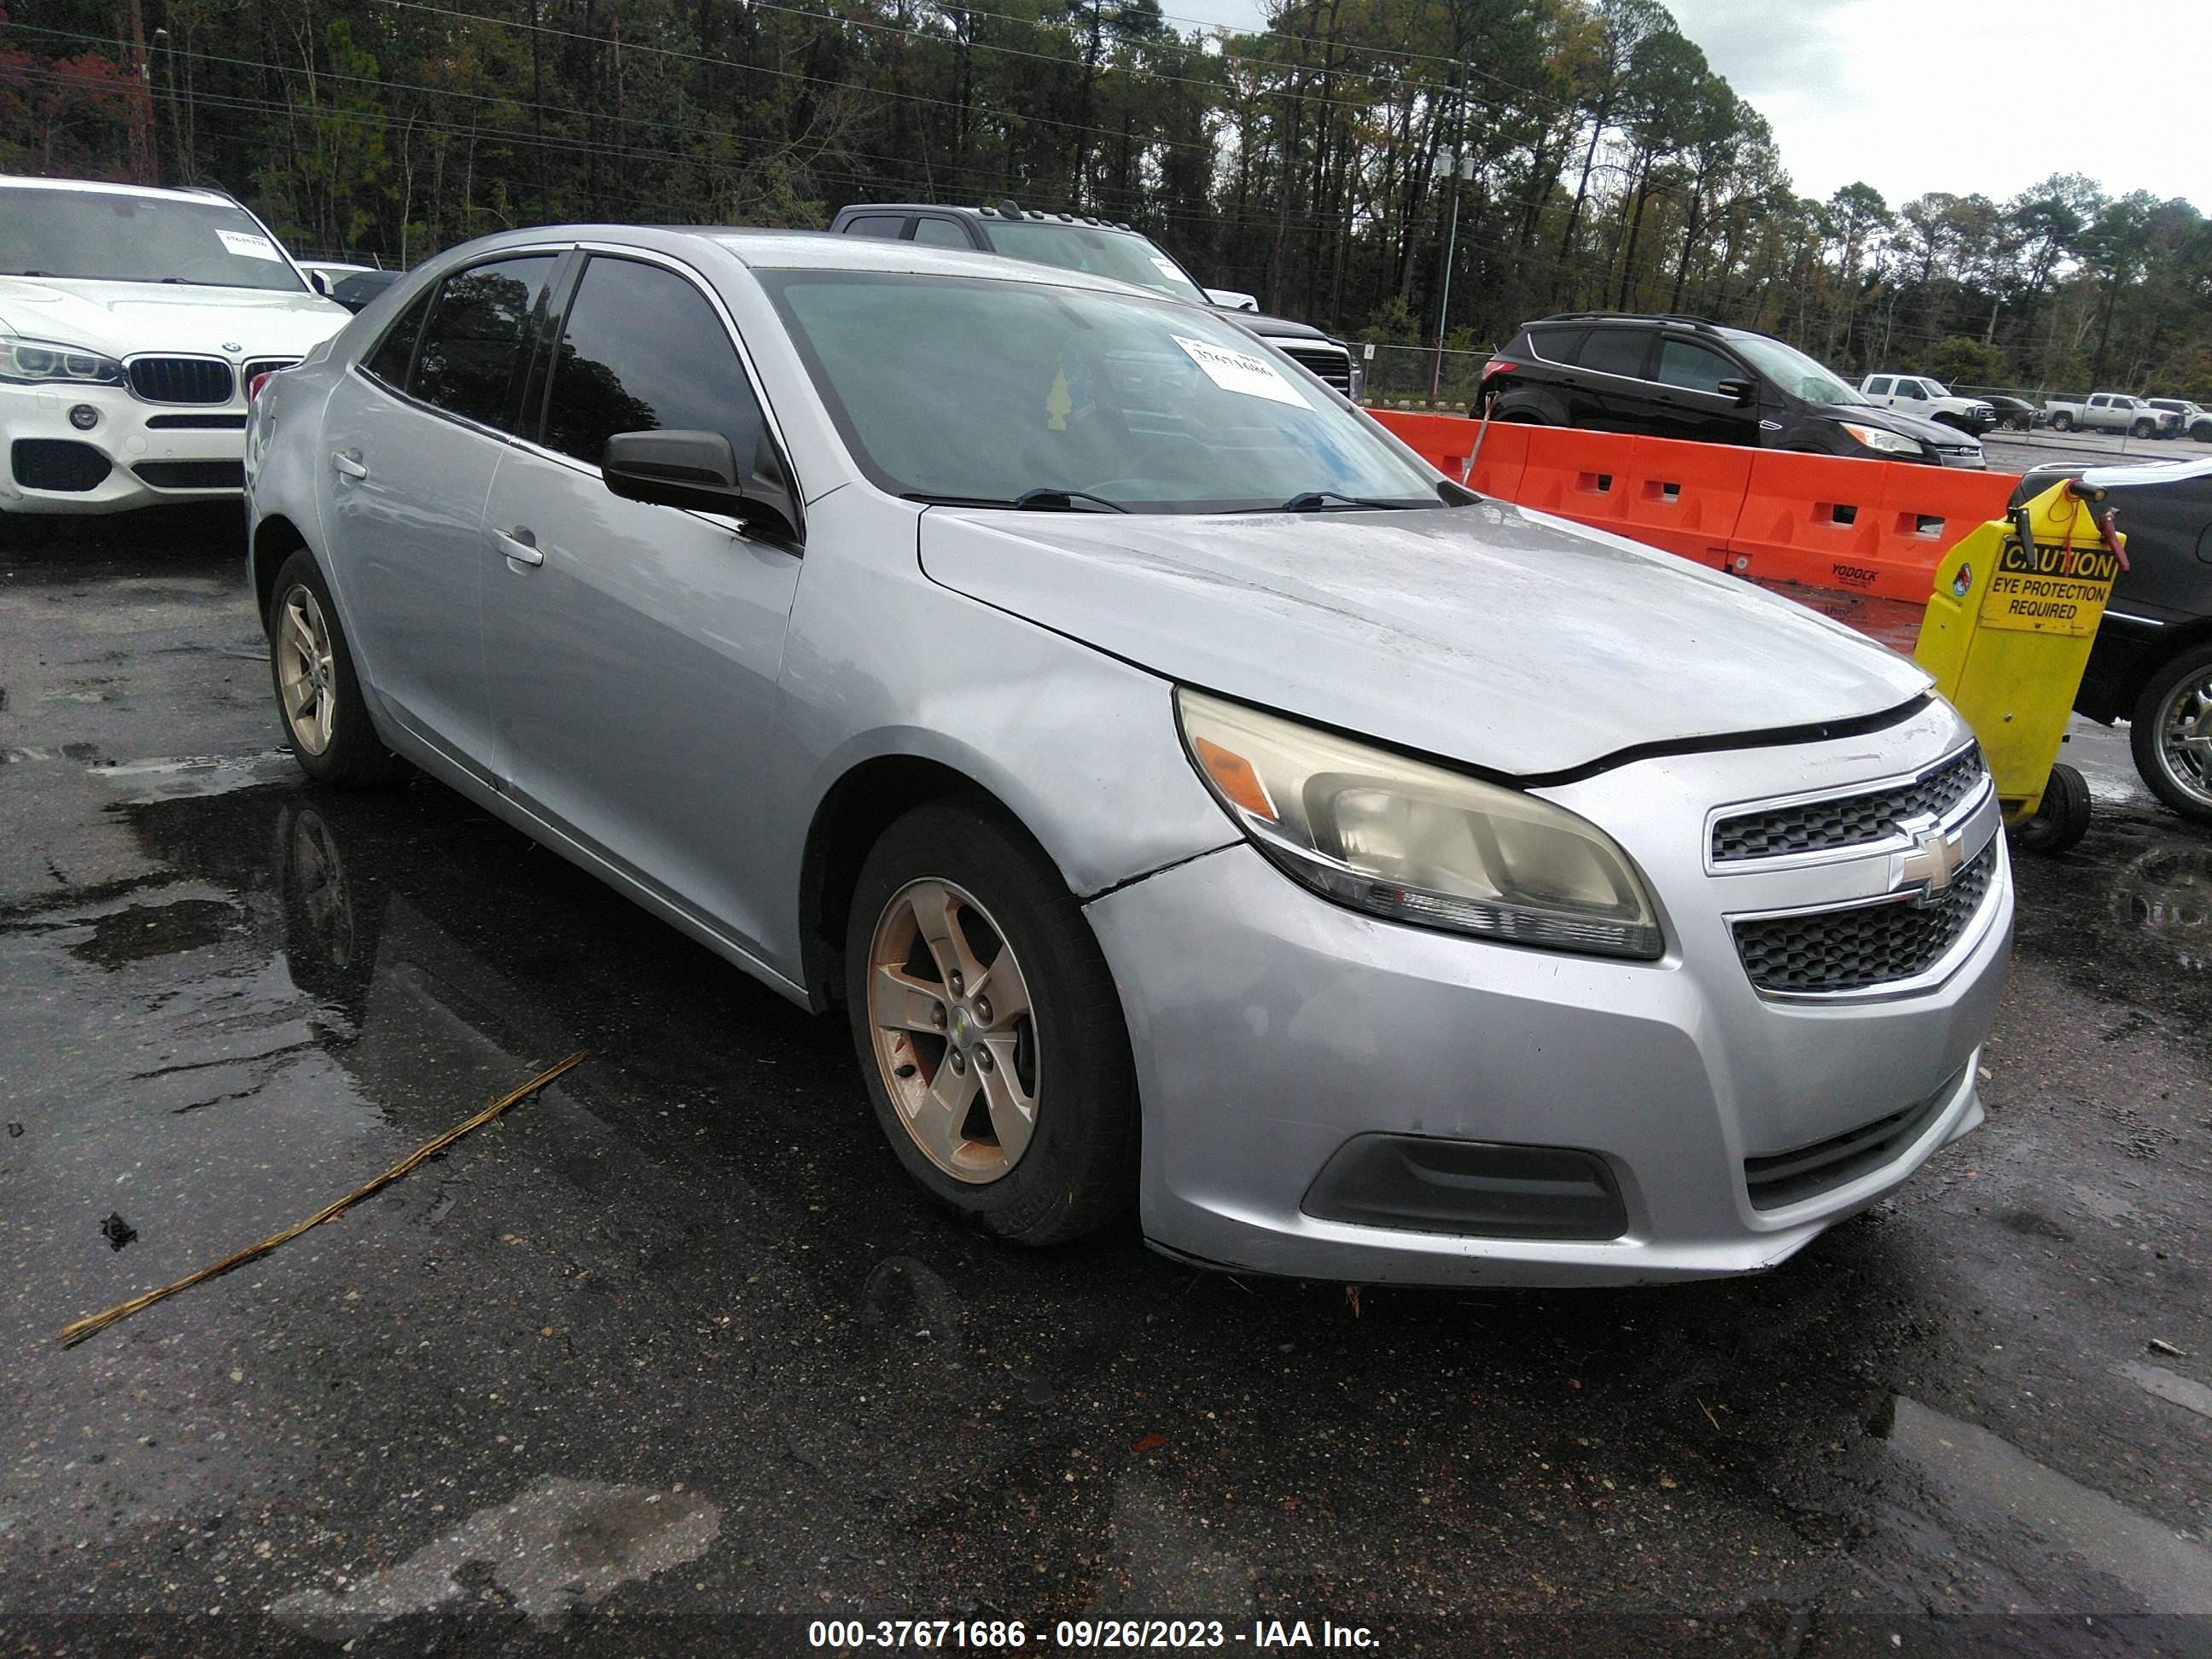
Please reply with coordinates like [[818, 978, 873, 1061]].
[[844, 799, 1138, 1245], [2132, 420, 2156, 439], [266, 550, 409, 786], [2129, 644, 2212, 823], [2015, 762, 2092, 853]]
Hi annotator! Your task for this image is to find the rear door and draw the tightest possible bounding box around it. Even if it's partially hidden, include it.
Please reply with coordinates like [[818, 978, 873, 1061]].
[[317, 249, 560, 777], [477, 249, 802, 956], [1866, 375, 1895, 407], [1562, 325, 1660, 433]]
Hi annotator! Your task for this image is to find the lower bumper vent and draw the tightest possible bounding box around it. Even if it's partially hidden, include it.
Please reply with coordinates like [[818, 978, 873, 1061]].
[[1743, 1066, 1964, 1211]]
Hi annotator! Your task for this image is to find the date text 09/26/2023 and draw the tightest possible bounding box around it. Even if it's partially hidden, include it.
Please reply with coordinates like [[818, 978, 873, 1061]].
[[807, 1619, 1380, 1650]]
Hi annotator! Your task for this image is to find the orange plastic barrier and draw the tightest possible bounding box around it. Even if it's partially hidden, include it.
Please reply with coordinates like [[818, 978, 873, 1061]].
[[1367, 410, 2020, 604]]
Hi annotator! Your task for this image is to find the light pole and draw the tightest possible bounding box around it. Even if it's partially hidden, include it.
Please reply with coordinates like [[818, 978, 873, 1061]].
[[1429, 146, 1474, 406]]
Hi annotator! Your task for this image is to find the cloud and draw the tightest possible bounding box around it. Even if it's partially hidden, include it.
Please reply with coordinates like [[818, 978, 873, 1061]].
[[1663, 0, 1868, 105]]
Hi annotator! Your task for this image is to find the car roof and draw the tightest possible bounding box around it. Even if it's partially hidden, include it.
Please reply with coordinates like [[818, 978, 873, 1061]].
[[709, 228, 1156, 295], [0, 174, 240, 207]]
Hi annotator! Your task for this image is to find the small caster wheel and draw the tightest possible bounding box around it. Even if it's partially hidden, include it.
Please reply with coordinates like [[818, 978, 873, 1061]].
[[2014, 761, 2092, 853]]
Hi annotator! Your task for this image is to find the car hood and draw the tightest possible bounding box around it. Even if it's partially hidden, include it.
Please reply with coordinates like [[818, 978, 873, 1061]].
[[1810, 401, 1968, 446], [918, 502, 1930, 777], [1226, 311, 1332, 346], [0, 277, 350, 358]]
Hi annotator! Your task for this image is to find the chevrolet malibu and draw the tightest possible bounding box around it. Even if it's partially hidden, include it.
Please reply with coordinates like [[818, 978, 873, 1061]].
[[243, 227, 2012, 1285]]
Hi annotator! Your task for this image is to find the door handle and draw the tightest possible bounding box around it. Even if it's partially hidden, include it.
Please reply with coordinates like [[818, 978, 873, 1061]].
[[492, 526, 544, 568], [330, 450, 369, 480]]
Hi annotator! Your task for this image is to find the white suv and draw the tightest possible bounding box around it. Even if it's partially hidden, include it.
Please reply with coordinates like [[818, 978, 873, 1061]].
[[0, 177, 348, 522]]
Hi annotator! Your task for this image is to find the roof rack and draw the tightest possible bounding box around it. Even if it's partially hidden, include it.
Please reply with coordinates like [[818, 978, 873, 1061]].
[[1538, 310, 1729, 331]]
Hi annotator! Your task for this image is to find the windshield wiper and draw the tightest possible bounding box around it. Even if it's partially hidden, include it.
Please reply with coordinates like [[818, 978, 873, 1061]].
[[1274, 490, 1416, 512], [902, 489, 1129, 514]]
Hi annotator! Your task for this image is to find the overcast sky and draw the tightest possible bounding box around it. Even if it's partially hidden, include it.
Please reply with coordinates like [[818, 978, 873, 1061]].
[[1165, 0, 2209, 213]]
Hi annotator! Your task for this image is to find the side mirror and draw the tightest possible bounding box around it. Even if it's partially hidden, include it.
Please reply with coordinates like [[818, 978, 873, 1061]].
[[1715, 377, 1755, 407], [602, 428, 800, 543]]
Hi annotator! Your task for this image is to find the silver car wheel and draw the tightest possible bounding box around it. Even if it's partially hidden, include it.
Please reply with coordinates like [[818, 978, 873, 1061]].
[[2154, 667, 2212, 811], [275, 584, 338, 756], [866, 877, 1039, 1185]]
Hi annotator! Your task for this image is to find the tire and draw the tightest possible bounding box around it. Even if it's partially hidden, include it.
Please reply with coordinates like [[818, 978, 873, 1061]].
[[2052, 412, 2073, 432], [2133, 420, 2156, 439], [2128, 643, 2212, 824], [2192, 422, 2212, 444], [265, 549, 409, 785], [842, 798, 1138, 1246], [2014, 762, 2092, 853]]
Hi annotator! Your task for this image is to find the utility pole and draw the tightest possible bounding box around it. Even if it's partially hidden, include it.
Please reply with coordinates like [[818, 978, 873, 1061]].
[[1429, 60, 1472, 406], [124, 0, 156, 184]]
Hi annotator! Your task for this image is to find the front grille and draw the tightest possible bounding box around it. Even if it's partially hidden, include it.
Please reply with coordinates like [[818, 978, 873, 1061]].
[[1733, 836, 1997, 996], [131, 459, 245, 490], [1281, 345, 1353, 393], [242, 357, 298, 385], [144, 414, 247, 430], [1743, 1066, 1964, 1210], [12, 439, 112, 492], [127, 356, 234, 405], [1713, 745, 1984, 864]]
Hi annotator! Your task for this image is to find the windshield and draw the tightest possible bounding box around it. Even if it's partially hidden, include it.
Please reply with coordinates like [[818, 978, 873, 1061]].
[[765, 271, 1441, 514], [1725, 333, 1865, 405], [983, 222, 1209, 306], [0, 187, 307, 293]]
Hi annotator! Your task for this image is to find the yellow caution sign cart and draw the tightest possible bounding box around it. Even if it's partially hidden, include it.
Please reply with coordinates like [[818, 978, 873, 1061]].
[[1913, 476, 2127, 853]]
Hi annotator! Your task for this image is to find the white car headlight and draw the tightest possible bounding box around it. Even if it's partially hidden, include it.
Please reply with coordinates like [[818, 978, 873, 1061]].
[[1840, 422, 1922, 457], [1175, 688, 1663, 959], [0, 334, 125, 387]]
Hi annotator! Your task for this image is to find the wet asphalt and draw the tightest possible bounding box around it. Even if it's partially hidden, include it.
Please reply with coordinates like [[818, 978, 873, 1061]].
[[2, 511, 2210, 1657]]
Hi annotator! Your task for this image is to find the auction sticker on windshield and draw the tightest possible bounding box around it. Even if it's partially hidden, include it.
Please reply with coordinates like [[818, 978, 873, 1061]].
[[1173, 334, 1310, 409], [218, 229, 282, 262], [1979, 536, 2120, 636]]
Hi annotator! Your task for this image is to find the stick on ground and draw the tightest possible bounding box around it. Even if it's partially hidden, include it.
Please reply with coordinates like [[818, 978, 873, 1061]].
[[57, 1051, 587, 1348]]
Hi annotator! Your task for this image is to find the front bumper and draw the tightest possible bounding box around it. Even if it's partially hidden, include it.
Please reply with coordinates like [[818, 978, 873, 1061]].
[[1, 380, 250, 515], [1086, 703, 2011, 1287]]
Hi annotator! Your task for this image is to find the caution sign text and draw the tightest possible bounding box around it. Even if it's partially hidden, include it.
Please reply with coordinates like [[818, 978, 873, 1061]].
[[1978, 536, 2119, 636]]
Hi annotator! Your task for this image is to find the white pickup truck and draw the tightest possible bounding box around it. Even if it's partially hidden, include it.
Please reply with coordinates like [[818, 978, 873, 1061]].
[[2042, 392, 2178, 438], [1859, 374, 1995, 434]]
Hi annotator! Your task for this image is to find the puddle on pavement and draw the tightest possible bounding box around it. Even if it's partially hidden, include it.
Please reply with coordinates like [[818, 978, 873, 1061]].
[[1883, 1396, 2212, 1614]]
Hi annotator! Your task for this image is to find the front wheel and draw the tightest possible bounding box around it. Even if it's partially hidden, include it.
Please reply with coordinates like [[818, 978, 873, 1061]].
[[266, 550, 409, 786], [2052, 412, 2074, 432], [844, 799, 1138, 1245], [2133, 420, 2157, 439], [2129, 644, 2212, 823]]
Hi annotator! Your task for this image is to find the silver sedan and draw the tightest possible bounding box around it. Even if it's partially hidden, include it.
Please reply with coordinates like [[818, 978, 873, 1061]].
[[243, 227, 2011, 1285]]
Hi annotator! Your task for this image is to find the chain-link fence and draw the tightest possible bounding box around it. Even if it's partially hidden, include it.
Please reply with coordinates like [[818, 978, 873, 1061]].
[[1355, 343, 1492, 412]]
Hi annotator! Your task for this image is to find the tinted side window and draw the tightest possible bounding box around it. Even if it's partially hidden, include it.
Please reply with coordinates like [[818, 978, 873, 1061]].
[[1527, 326, 1587, 364], [364, 288, 430, 387], [842, 214, 908, 240], [410, 255, 556, 430], [541, 256, 766, 472], [1655, 338, 1738, 394], [1897, 380, 1927, 399], [1866, 376, 1892, 396], [911, 217, 972, 249], [1577, 328, 1650, 379]]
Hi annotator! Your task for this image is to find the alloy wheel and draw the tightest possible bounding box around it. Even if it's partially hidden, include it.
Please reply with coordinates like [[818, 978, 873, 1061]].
[[865, 878, 1039, 1184], [2154, 668, 2212, 811], [275, 585, 338, 755]]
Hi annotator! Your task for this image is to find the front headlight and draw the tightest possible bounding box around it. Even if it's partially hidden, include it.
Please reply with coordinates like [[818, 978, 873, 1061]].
[[1175, 688, 1663, 959], [0, 335, 125, 387], [1839, 422, 1922, 457]]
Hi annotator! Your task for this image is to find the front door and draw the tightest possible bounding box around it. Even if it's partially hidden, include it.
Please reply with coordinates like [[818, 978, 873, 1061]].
[[1647, 335, 1761, 447], [478, 252, 801, 957], [317, 252, 559, 775]]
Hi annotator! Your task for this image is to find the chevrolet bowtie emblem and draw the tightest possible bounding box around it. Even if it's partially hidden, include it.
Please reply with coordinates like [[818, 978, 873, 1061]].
[[1897, 818, 1966, 903]]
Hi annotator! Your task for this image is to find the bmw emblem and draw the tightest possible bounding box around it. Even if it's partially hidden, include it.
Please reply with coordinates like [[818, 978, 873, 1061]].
[[221, 340, 243, 353]]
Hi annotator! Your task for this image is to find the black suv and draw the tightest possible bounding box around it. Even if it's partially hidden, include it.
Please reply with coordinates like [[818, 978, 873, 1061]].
[[2011, 458, 2212, 823], [1483, 312, 1987, 469], [826, 201, 1358, 397]]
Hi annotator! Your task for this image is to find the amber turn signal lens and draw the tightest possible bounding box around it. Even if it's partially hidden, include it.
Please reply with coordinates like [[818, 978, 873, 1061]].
[[1192, 736, 1277, 822]]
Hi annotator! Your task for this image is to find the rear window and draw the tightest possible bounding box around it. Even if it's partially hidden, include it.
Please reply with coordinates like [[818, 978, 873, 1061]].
[[1526, 326, 1587, 364], [1577, 329, 1650, 379]]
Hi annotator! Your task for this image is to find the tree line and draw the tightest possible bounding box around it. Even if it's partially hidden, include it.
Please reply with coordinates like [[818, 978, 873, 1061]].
[[6, 0, 2209, 397]]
